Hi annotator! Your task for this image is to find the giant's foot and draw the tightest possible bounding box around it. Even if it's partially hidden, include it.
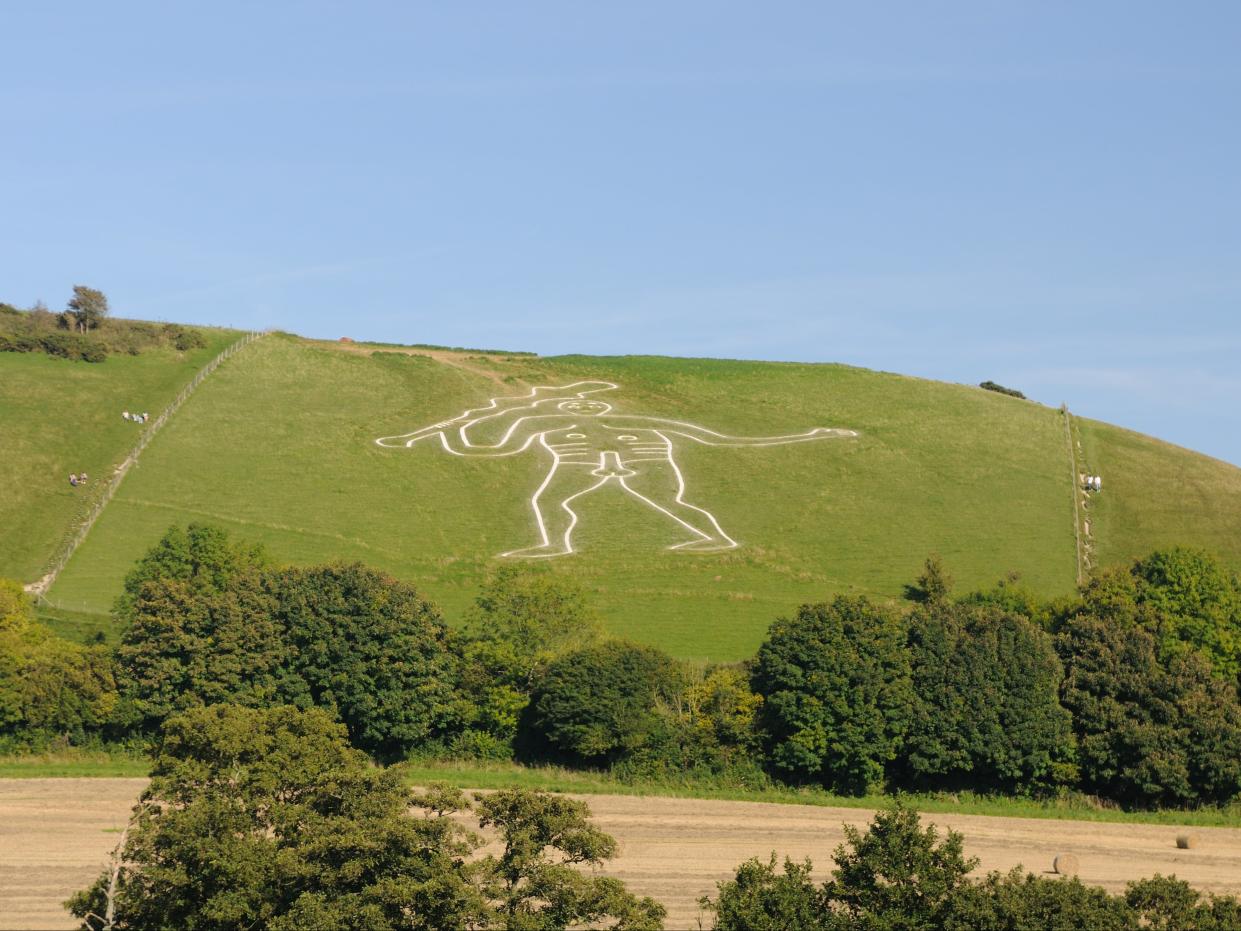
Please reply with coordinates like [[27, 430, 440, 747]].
[[668, 537, 738, 553], [499, 543, 574, 559]]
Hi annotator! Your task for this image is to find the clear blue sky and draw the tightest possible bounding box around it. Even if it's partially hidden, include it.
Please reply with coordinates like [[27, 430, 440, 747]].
[[5, 2, 1240, 465]]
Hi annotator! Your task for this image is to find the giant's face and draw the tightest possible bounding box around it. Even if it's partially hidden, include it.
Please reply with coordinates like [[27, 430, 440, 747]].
[[558, 399, 612, 416]]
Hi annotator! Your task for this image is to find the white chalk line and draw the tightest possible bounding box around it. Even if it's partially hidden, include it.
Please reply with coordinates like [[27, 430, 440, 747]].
[[375, 381, 856, 558]]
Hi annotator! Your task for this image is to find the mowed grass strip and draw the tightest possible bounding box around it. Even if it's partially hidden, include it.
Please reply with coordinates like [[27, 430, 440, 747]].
[[0, 330, 238, 583], [0, 749, 149, 778], [1, 752, 1236, 827], [400, 760, 1241, 828], [1079, 418, 1241, 573], [51, 336, 1087, 659]]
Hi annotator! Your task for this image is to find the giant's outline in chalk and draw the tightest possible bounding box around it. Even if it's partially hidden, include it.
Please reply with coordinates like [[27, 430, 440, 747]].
[[375, 381, 856, 558]]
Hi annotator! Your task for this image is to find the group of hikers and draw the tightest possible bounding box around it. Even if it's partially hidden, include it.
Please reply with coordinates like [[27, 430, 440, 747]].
[[123, 409, 150, 424], [68, 472, 89, 486], [1084, 474, 1103, 492]]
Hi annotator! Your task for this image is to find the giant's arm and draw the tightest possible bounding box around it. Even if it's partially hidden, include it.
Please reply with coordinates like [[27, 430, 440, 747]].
[[376, 414, 565, 457], [609, 416, 857, 446]]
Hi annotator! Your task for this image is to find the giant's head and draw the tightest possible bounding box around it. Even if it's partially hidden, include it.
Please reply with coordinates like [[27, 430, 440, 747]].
[[558, 399, 612, 416]]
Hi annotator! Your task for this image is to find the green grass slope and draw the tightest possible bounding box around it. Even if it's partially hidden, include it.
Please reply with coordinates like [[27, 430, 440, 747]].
[[45, 335, 1083, 660], [1078, 418, 1241, 570], [0, 330, 237, 583]]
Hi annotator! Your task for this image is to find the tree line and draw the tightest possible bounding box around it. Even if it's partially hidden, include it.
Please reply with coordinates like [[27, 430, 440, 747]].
[[0, 287, 206, 362], [4, 525, 1241, 811], [68, 701, 1241, 930], [703, 802, 1241, 930]]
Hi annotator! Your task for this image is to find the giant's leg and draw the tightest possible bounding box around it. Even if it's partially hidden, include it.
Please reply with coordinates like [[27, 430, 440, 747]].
[[617, 460, 738, 552], [500, 464, 610, 558]]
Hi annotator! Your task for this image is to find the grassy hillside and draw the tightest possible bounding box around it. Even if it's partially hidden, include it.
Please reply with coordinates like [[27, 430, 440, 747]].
[[0, 330, 237, 583], [1078, 418, 1241, 570], [41, 335, 1074, 660], [13, 333, 1239, 661]]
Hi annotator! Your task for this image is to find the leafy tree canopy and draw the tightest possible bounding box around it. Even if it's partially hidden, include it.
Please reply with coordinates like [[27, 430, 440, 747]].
[[464, 565, 604, 689], [271, 562, 466, 760], [753, 596, 913, 794], [70, 704, 662, 930], [1057, 613, 1241, 807], [525, 640, 682, 765], [0, 579, 116, 745], [116, 523, 270, 619], [904, 600, 1075, 794], [66, 284, 108, 332]]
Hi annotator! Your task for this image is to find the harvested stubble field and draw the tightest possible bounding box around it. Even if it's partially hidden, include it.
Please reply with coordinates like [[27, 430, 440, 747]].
[[4, 779, 1241, 930]]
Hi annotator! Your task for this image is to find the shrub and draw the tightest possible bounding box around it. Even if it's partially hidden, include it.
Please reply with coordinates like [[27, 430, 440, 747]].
[[979, 380, 1026, 399], [271, 562, 466, 761], [0, 580, 118, 746], [113, 568, 286, 732], [169, 325, 207, 350], [524, 641, 681, 765], [0, 304, 209, 359], [903, 600, 1075, 793], [1126, 874, 1241, 930], [615, 665, 766, 784], [70, 705, 664, 930], [1057, 614, 1241, 806], [946, 869, 1134, 929], [705, 802, 976, 930], [753, 596, 913, 793], [703, 855, 826, 931]]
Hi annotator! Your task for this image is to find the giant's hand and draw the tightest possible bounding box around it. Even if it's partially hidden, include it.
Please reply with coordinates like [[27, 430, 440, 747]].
[[375, 417, 468, 448]]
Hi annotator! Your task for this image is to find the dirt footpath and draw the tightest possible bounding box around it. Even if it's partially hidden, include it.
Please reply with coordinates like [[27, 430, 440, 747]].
[[4, 779, 1241, 930]]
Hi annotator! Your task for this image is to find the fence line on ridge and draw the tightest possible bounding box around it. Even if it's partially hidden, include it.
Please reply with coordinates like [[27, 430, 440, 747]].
[[28, 330, 267, 600]]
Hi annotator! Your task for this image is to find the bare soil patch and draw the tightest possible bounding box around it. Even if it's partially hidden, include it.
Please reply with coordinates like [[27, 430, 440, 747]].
[[4, 779, 1241, 930]]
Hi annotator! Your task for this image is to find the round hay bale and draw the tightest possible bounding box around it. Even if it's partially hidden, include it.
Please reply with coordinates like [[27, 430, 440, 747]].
[[1176, 834, 1199, 850], [1053, 853, 1079, 875]]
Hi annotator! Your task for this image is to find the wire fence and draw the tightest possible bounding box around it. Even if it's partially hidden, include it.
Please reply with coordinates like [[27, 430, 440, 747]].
[[1061, 404, 1086, 587], [29, 331, 267, 600]]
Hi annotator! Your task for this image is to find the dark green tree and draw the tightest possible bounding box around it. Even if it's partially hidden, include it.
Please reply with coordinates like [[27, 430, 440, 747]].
[[905, 554, 954, 605], [66, 284, 108, 332], [701, 855, 827, 931], [69, 705, 662, 930], [476, 788, 665, 929], [114, 523, 270, 620], [1057, 614, 1241, 806], [271, 562, 466, 760], [705, 803, 975, 931], [825, 802, 976, 930], [945, 869, 1134, 930], [903, 601, 1075, 793], [113, 562, 287, 732], [753, 597, 913, 793], [525, 641, 681, 765], [68, 705, 486, 930]]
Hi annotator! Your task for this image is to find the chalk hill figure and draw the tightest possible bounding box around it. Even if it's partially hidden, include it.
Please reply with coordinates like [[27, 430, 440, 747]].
[[376, 381, 856, 558]]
